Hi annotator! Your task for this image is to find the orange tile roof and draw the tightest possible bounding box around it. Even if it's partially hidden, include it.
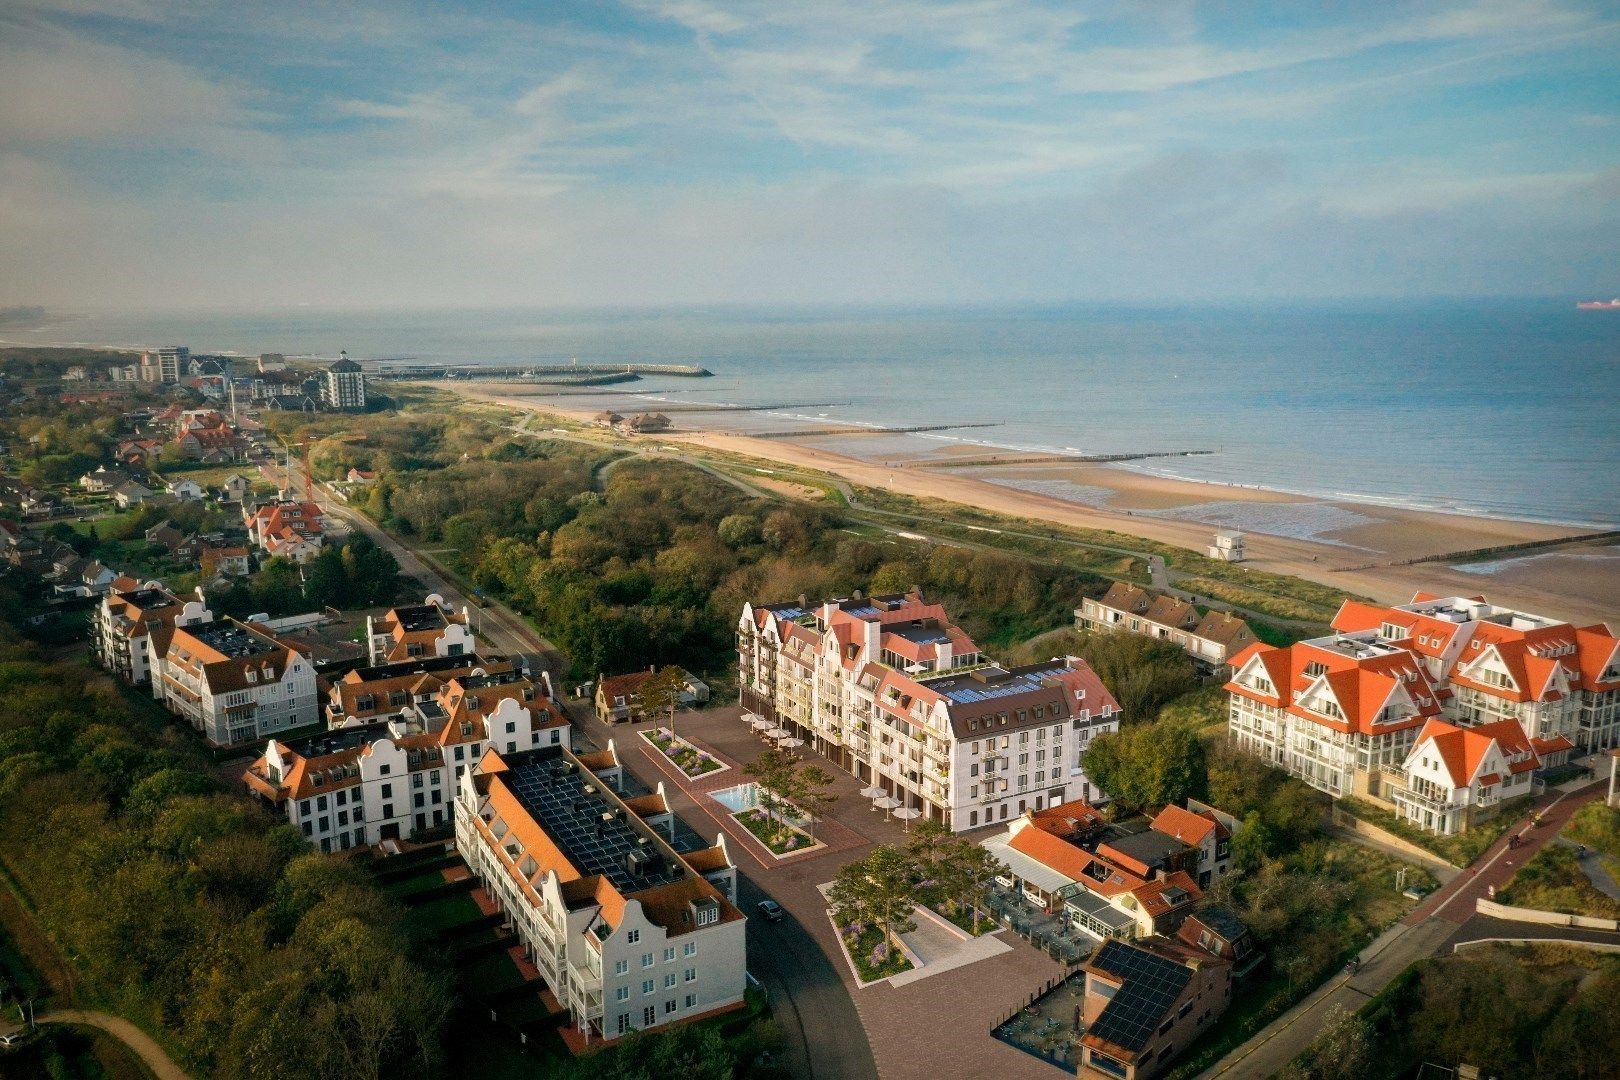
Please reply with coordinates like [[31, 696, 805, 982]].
[[1151, 804, 1219, 847]]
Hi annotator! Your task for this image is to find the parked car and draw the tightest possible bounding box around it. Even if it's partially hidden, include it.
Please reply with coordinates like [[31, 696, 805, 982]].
[[756, 899, 784, 922]]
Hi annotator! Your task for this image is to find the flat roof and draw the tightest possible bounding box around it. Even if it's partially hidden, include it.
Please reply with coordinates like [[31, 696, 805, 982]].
[[924, 660, 1066, 706], [392, 604, 449, 633], [501, 747, 682, 894], [188, 620, 278, 659], [1104, 829, 1190, 869]]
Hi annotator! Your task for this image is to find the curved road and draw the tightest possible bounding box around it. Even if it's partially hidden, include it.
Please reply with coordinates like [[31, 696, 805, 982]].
[[35, 1010, 191, 1079]]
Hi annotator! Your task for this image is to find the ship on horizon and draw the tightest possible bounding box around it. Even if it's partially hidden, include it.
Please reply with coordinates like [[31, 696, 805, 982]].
[[1576, 298, 1620, 309]]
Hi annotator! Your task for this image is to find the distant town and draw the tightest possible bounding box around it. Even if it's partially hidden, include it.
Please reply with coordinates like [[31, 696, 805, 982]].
[[0, 344, 1616, 1080]]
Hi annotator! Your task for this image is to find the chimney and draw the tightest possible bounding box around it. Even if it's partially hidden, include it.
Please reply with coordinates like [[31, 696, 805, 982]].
[[798, 593, 808, 608], [853, 588, 863, 601]]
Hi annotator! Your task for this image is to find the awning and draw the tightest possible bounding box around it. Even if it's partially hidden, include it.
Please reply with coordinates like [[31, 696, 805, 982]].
[[983, 835, 1076, 895]]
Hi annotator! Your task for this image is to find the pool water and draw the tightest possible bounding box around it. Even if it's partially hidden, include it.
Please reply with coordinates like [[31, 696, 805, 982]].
[[710, 782, 761, 814]]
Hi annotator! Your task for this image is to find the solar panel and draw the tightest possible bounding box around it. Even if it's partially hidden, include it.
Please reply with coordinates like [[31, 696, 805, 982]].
[[1087, 940, 1194, 1052], [503, 748, 681, 893]]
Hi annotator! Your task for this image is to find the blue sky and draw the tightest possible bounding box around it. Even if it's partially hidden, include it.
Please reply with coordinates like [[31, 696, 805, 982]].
[[2, 0, 1617, 308]]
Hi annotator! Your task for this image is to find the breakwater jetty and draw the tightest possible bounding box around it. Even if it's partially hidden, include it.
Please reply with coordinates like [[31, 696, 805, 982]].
[[750, 422, 1002, 439], [378, 362, 714, 380], [916, 449, 1214, 469]]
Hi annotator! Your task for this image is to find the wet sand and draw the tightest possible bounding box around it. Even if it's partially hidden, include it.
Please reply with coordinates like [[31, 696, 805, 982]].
[[454, 384, 1619, 625]]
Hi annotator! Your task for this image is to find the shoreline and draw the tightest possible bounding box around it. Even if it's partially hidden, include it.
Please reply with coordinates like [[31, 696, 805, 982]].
[[451, 383, 1620, 626]]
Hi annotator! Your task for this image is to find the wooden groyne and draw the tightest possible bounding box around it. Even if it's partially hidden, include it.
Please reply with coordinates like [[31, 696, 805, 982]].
[[378, 362, 714, 379], [1335, 528, 1620, 572], [749, 422, 1002, 439], [641, 402, 850, 414], [915, 450, 1214, 469]]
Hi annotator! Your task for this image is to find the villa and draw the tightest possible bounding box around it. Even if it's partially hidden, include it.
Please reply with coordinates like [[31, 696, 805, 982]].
[[1076, 583, 1258, 672]]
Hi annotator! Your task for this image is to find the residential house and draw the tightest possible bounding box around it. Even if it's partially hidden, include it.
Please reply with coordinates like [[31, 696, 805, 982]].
[[1078, 936, 1233, 1080], [739, 590, 1122, 831], [1077, 582, 1258, 671], [617, 412, 671, 434], [366, 597, 476, 665], [594, 668, 710, 725], [244, 674, 568, 851], [153, 617, 319, 746], [1390, 718, 1571, 835], [112, 480, 155, 509], [167, 478, 205, 501], [219, 473, 251, 503], [455, 744, 747, 1044], [1175, 906, 1261, 978], [144, 520, 193, 557], [1149, 803, 1236, 890], [244, 499, 326, 563], [199, 545, 251, 579], [79, 465, 129, 493], [1330, 593, 1620, 752]]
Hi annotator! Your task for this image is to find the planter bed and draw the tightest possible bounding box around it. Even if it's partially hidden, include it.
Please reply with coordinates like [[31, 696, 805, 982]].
[[734, 807, 821, 857], [837, 922, 913, 984], [640, 727, 726, 778]]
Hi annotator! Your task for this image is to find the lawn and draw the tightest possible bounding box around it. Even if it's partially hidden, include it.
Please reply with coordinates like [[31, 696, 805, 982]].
[[640, 727, 724, 778], [1497, 845, 1620, 920], [403, 891, 484, 937], [1339, 794, 1532, 866], [383, 867, 456, 899], [837, 922, 912, 984], [458, 950, 530, 995], [734, 807, 819, 856], [1564, 801, 1620, 860]]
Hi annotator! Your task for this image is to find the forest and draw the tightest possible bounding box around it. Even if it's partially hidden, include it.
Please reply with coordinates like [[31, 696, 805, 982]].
[[0, 625, 450, 1079]]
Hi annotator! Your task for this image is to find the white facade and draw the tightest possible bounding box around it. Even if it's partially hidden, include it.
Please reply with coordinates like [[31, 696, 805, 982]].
[[92, 585, 213, 686], [155, 619, 319, 746]]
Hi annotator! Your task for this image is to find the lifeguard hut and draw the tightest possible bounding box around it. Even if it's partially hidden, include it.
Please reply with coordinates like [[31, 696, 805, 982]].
[[1208, 529, 1246, 562]]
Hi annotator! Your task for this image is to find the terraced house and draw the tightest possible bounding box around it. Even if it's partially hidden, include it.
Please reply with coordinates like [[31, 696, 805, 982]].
[[738, 590, 1121, 831], [244, 670, 568, 850], [1076, 582, 1257, 672], [455, 745, 747, 1044]]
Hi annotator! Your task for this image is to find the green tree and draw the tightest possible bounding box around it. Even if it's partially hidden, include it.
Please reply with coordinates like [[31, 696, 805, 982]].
[[744, 748, 798, 829], [716, 513, 759, 547], [828, 844, 918, 953], [631, 665, 689, 739], [795, 763, 838, 839]]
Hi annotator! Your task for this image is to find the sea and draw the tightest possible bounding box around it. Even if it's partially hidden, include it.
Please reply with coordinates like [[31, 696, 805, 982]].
[[7, 300, 1619, 529]]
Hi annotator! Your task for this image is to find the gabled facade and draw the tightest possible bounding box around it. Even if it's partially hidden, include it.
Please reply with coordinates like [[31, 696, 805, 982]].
[[594, 668, 710, 724], [455, 745, 747, 1044], [245, 499, 326, 563], [1079, 936, 1233, 1080], [1393, 718, 1571, 834], [93, 581, 214, 686], [1331, 593, 1619, 751], [154, 617, 318, 746], [1225, 630, 1443, 798], [245, 685, 568, 851], [1077, 583, 1257, 671], [739, 590, 1121, 831], [366, 596, 476, 665]]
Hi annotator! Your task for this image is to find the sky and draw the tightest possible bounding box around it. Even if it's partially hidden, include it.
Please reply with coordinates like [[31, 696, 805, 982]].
[[1, 0, 1618, 310]]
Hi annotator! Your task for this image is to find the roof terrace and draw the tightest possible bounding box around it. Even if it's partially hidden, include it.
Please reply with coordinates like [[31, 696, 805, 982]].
[[188, 620, 279, 659]]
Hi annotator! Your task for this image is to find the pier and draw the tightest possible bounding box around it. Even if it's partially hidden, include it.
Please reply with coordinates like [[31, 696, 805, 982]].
[[913, 449, 1214, 469]]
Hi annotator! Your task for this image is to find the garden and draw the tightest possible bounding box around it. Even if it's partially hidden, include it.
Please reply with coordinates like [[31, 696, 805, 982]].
[[1337, 794, 1532, 866], [641, 726, 725, 778], [734, 805, 820, 856], [1497, 844, 1620, 920], [837, 921, 913, 984]]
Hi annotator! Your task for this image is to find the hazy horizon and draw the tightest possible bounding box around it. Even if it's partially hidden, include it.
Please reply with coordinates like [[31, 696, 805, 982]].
[[3, 1, 1618, 310]]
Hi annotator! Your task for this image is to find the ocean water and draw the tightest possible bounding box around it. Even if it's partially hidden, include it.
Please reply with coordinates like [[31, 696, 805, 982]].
[[6, 301, 1618, 526]]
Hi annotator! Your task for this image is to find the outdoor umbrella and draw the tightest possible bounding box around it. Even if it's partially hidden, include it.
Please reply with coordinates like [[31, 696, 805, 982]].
[[892, 806, 921, 832], [873, 796, 901, 820]]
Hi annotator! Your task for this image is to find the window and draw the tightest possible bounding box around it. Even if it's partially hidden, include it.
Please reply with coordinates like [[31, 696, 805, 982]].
[[615, 959, 628, 975], [642, 979, 654, 994], [382, 803, 393, 818], [412, 773, 424, 788], [335, 789, 346, 806], [643, 1006, 656, 1027], [684, 968, 696, 982], [316, 795, 328, 811], [379, 763, 391, 775], [505, 721, 515, 734], [317, 816, 329, 831], [685, 994, 696, 1009], [617, 1013, 632, 1035], [683, 942, 696, 957], [615, 987, 628, 1002], [969, 811, 978, 827], [664, 974, 676, 989], [381, 783, 393, 798], [627, 929, 640, 944], [663, 948, 675, 962], [664, 1000, 677, 1015], [642, 953, 654, 968]]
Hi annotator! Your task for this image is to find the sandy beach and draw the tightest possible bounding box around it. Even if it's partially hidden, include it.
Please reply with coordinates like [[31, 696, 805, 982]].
[[455, 383, 1620, 626]]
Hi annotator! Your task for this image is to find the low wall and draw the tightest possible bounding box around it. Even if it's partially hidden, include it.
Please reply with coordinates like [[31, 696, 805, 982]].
[[1476, 897, 1620, 931], [1329, 808, 1461, 871]]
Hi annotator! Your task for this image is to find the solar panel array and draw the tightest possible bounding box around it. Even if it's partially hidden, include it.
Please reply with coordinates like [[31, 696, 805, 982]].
[[503, 750, 679, 894], [935, 675, 1045, 705], [1087, 940, 1193, 1052]]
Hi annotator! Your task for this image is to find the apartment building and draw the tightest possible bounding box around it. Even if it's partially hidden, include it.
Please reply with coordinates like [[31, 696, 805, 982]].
[[1078, 936, 1233, 1080], [456, 745, 747, 1043], [325, 653, 512, 727], [984, 801, 1205, 941], [1331, 593, 1620, 752], [1076, 583, 1257, 671], [366, 597, 476, 665], [139, 346, 188, 384], [244, 499, 326, 563], [245, 673, 568, 850], [92, 580, 214, 686], [1226, 630, 1445, 799], [1393, 718, 1571, 835], [738, 590, 1121, 831], [321, 354, 367, 411], [154, 618, 319, 746]]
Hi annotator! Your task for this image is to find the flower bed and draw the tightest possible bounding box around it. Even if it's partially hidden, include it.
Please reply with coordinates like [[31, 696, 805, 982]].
[[734, 807, 819, 856], [838, 922, 913, 983], [932, 901, 996, 937], [640, 727, 724, 778]]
